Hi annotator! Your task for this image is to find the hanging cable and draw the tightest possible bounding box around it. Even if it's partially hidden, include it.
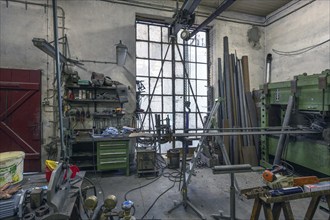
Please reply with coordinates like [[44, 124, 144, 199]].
[[272, 39, 330, 56]]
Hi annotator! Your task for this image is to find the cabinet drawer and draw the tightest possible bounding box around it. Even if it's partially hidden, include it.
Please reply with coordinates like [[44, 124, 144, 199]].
[[99, 157, 127, 165], [97, 141, 128, 148], [99, 147, 127, 155]]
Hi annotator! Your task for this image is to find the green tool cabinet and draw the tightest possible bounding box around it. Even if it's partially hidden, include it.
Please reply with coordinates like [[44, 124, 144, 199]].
[[97, 139, 130, 175]]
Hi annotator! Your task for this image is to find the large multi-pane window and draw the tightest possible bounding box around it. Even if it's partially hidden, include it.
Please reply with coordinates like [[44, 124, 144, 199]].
[[136, 20, 209, 151]]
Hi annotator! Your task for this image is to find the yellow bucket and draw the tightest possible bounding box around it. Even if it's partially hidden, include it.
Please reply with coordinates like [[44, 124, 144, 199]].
[[0, 151, 25, 187]]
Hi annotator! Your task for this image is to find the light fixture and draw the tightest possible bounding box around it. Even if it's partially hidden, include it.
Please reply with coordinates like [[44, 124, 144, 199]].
[[32, 38, 68, 63], [116, 40, 128, 66]]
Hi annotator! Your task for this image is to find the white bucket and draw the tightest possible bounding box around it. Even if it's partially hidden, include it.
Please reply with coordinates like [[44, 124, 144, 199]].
[[0, 151, 25, 187]]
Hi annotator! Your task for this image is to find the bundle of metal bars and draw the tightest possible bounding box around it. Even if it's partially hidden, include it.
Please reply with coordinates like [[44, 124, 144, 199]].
[[218, 36, 259, 165]]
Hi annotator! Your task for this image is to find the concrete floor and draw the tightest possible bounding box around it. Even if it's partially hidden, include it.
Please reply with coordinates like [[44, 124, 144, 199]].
[[85, 164, 329, 220]]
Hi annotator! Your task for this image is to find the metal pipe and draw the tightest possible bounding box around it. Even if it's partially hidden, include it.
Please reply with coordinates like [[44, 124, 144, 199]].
[[189, 0, 236, 39], [172, 130, 319, 137], [273, 96, 294, 165], [171, 37, 176, 148], [130, 130, 320, 138], [52, 0, 66, 159], [265, 53, 272, 83]]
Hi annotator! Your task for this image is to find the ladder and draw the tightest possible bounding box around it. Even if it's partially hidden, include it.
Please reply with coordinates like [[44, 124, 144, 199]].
[[186, 99, 220, 184]]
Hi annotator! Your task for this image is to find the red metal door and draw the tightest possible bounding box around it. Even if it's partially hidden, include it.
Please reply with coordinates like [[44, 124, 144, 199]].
[[0, 68, 41, 172]]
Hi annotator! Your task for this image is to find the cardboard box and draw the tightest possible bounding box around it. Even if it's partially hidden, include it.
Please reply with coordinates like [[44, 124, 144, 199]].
[[304, 181, 330, 192]]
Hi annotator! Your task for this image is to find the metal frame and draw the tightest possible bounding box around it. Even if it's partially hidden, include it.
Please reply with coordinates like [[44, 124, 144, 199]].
[[135, 21, 209, 146]]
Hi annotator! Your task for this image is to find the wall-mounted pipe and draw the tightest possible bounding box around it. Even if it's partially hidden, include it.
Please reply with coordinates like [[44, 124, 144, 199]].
[[265, 53, 272, 84]]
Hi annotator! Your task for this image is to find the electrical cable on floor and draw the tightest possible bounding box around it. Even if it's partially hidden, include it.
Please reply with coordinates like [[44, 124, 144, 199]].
[[272, 39, 330, 56], [123, 152, 182, 219], [140, 181, 176, 220]]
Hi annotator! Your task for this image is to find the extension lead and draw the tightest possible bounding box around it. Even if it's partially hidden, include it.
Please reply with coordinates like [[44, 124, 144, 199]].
[[269, 186, 304, 197]]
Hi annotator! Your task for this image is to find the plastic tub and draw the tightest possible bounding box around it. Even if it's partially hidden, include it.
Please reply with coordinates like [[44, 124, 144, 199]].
[[0, 151, 25, 187]]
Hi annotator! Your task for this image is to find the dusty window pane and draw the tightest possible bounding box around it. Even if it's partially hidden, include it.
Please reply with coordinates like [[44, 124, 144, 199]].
[[161, 142, 172, 153], [175, 78, 183, 95], [175, 112, 184, 129], [197, 113, 207, 128], [140, 94, 149, 111], [149, 25, 161, 42], [150, 43, 161, 59], [163, 96, 173, 112], [188, 79, 196, 95], [162, 43, 172, 60], [175, 62, 183, 77], [175, 96, 184, 111], [162, 27, 169, 43], [150, 95, 162, 112], [189, 114, 196, 128], [197, 97, 208, 112], [163, 79, 172, 95], [136, 42, 148, 58], [150, 78, 162, 95], [175, 45, 183, 61], [188, 46, 196, 62], [189, 63, 196, 78], [197, 63, 207, 80], [196, 80, 207, 96], [196, 32, 206, 47], [136, 59, 148, 76], [163, 61, 172, 78], [175, 141, 182, 148], [136, 23, 148, 40], [196, 47, 207, 63], [150, 60, 161, 77]]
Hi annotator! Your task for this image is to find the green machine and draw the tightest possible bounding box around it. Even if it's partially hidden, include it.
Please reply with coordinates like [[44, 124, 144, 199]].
[[260, 69, 330, 176]]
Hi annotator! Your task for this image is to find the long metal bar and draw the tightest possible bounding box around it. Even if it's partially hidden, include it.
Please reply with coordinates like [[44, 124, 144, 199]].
[[189, 0, 236, 39], [139, 126, 308, 132], [171, 37, 176, 148], [130, 130, 319, 138], [174, 130, 318, 137], [273, 96, 294, 165], [217, 58, 224, 128], [52, 0, 66, 159]]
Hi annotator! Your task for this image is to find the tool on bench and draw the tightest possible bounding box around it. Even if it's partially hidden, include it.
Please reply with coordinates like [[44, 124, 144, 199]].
[[262, 165, 320, 189], [262, 165, 293, 189]]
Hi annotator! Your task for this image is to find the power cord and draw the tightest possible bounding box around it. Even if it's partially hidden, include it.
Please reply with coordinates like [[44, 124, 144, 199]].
[[272, 39, 330, 56], [123, 153, 183, 219]]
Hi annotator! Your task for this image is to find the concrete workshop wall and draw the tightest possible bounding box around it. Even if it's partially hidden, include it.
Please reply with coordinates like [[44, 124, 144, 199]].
[[265, 1, 330, 82], [209, 20, 265, 92]]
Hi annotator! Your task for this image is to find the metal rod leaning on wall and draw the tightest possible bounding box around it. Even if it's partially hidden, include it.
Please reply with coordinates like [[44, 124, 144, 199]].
[[273, 96, 294, 165], [52, 0, 66, 159]]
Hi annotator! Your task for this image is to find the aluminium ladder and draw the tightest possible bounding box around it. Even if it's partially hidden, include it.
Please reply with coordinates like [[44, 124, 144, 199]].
[[186, 99, 220, 184]]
